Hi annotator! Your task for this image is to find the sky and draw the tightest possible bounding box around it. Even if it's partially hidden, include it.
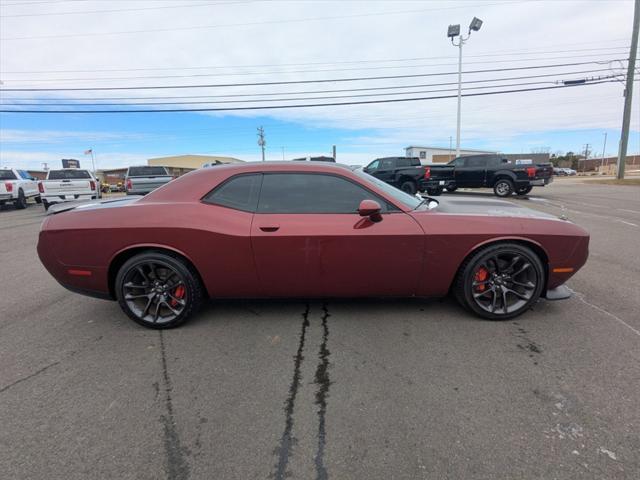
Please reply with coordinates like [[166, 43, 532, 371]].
[[0, 0, 638, 170]]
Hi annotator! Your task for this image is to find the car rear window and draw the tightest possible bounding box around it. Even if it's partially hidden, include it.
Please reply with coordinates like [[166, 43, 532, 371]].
[[0, 170, 18, 180], [48, 170, 92, 180], [128, 166, 168, 177], [202, 174, 262, 212]]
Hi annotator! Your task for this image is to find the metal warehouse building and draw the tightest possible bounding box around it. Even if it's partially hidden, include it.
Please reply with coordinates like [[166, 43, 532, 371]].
[[147, 154, 244, 176], [404, 145, 496, 164]]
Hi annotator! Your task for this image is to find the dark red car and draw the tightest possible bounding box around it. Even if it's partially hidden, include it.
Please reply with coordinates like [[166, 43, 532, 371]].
[[37, 162, 589, 329]]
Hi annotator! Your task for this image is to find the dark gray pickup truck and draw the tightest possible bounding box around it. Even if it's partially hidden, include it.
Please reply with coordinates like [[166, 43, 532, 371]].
[[419, 154, 554, 197], [125, 166, 173, 195]]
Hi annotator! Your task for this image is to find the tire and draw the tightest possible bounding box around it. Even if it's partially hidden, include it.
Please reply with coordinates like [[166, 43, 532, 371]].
[[43, 200, 50, 211], [493, 178, 514, 197], [14, 189, 27, 209], [454, 242, 544, 321], [35, 195, 42, 204], [516, 186, 533, 196], [400, 180, 417, 195], [115, 251, 204, 329], [426, 186, 443, 196], [446, 185, 457, 192]]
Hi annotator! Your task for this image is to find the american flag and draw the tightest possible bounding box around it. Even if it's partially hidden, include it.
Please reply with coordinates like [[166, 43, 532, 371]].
[[84, 149, 92, 155]]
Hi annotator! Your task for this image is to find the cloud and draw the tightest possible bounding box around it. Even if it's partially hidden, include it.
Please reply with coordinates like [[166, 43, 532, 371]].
[[0, 0, 638, 165]]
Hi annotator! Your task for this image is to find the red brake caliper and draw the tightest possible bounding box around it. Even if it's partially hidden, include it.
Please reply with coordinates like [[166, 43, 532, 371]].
[[474, 267, 489, 292], [170, 285, 185, 307]]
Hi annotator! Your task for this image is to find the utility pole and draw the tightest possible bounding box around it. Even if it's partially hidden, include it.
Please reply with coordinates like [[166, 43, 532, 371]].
[[281, 146, 285, 161], [448, 17, 483, 157], [601, 132, 608, 173], [449, 136, 453, 161], [332, 145, 336, 161], [257, 126, 266, 162], [583, 144, 591, 173], [617, 0, 639, 179]]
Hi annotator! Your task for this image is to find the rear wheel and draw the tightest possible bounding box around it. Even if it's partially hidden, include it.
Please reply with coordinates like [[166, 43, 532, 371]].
[[446, 185, 457, 192], [400, 180, 417, 195], [493, 179, 514, 197], [115, 251, 203, 329], [426, 186, 443, 196], [516, 185, 533, 196], [454, 243, 544, 320], [14, 189, 27, 209]]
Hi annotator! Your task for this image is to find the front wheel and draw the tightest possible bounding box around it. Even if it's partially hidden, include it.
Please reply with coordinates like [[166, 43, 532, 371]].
[[446, 185, 457, 192], [426, 186, 443, 196], [454, 243, 544, 320], [516, 185, 533, 196], [115, 251, 204, 329], [493, 179, 514, 197], [35, 195, 42, 204]]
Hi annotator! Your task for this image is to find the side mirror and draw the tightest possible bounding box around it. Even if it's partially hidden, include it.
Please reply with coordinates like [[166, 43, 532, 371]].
[[358, 199, 382, 222]]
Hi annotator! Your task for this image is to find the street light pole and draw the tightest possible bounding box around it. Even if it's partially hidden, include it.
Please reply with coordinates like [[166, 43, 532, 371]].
[[601, 132, 607, 172], [448, 17, 483, 158]]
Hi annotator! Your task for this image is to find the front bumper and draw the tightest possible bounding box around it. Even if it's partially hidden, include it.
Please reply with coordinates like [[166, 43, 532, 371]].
[[545, 285, 572, 300]]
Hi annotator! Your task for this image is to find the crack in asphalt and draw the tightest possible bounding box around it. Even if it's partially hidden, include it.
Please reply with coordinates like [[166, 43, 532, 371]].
[[272, 303, 310, 480], [159, 331, 191, 480], [0, 360, 60, 394], [313, 302, 331, 480]]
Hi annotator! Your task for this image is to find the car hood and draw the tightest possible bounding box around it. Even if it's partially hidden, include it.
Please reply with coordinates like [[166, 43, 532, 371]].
[[428, 196, 561, 220]]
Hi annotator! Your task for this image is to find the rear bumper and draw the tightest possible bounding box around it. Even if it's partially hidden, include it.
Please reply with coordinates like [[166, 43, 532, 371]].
[[42, 193, 98, 204], [0, 193, 15, 201]]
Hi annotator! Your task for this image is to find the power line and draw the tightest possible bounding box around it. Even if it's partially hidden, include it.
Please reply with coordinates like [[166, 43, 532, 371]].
[[0, 60, 625, 92], [0, 45, 629, 75], [0, 1, 533, 41], [0, 1, 252, 18], [1, 77, 623, 106], [1, 68, 618, 101], [3, 54, 629, 83], [0, 80, 622, 113]]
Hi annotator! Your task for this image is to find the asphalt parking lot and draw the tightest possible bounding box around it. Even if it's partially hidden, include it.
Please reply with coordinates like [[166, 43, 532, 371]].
[[1, 179, 639, 480]]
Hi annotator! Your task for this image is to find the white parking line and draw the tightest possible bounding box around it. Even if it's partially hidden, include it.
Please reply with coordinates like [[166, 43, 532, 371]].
[[616, 220, 639, 227], [568, 287, 640, 337], [617, 208, 640, 214]]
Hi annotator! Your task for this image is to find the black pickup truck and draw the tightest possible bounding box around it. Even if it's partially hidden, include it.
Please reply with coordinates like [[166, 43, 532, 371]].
[[362, 157, 428, 195], [419, 154, 553, 197]]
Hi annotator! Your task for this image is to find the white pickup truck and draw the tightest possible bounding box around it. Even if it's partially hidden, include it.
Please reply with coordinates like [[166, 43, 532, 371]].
[[39, 168, 101, 211], [0, 168, 41, 209]]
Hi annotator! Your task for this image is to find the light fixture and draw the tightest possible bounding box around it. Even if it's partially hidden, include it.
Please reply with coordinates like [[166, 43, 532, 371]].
[[469, 17, 483, 32], [447, 24, 460, 38]]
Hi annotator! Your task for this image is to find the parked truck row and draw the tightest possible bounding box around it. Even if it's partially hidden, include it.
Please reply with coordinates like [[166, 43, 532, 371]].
[[362, 154, 553, 197]]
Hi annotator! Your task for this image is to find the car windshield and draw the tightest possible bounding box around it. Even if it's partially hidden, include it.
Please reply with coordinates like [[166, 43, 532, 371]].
[[354, 168, 423, 209], [0, 170, 18, 180], [128, 166, 168, 176], [48, 170, 92, 180]]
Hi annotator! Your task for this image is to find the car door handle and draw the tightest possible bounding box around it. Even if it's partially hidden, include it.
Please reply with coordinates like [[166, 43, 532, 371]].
[[259, 226, 280, 232]]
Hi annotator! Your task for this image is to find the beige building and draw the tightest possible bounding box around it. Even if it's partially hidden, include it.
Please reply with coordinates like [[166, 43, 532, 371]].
[[147, 154, 244, 176], [404, 146, 496, 164]]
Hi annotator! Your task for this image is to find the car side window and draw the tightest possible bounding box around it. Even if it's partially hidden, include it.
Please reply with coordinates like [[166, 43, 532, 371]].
[[202, 174, 262, 212], [366, 160, 380, 171], [464, 156, 488, 168], [258, 173, 390, 214], [18, 170, 30, 179], [380, 159, 394, 169]]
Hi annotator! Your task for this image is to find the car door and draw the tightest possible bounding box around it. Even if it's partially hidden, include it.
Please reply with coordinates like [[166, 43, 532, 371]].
[[18, 170, 37, 196], [366, 158, 396, 184], [250, 172, 424, 298], [454, 156, 489, 187]]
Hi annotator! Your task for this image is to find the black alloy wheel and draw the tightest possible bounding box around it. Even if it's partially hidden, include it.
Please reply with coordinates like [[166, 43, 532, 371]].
[[116, 252, 203, 329], [400, 181, 417, 195], [455, 243, 544, 320], [516, 185, 533, 196], [14, 189, 27, 209], [493, 179, 514, 197]]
